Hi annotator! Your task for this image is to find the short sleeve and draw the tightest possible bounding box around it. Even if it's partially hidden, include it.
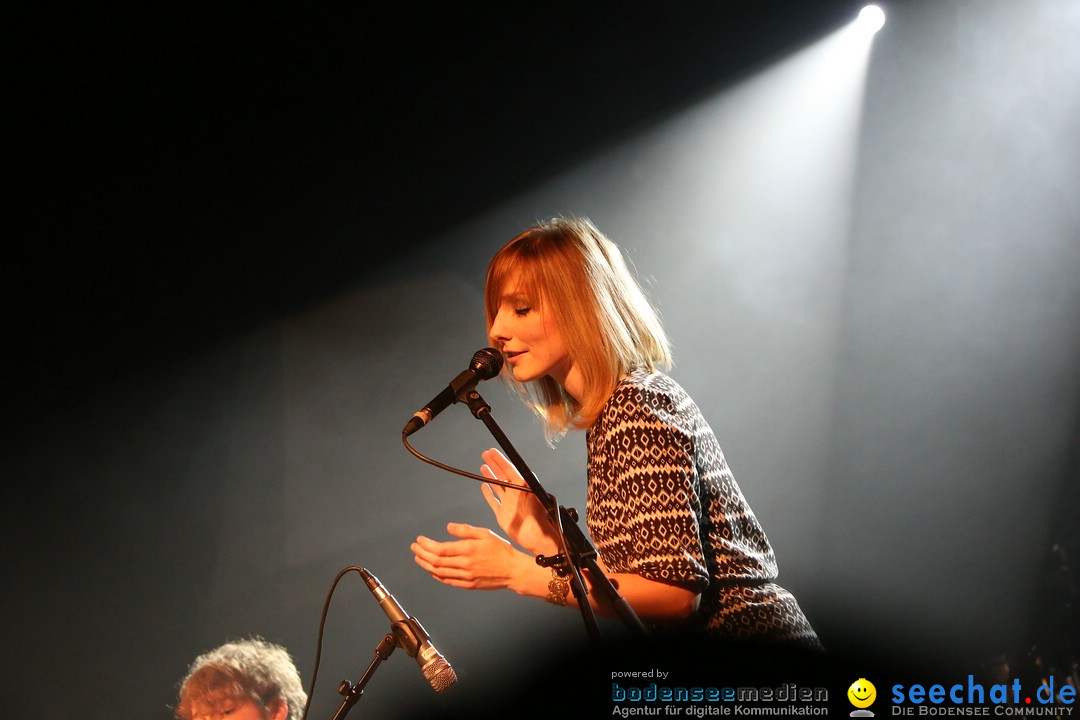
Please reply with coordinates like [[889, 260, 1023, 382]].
[[586, 383, 711, 591]]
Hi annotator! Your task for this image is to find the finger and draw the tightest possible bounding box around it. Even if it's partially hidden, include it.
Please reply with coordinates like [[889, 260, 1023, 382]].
[[445, 522, 490, 540], [412, 551, 439, 574], [480, 462, 510, 495], [412, 535, 448, 552], [429, 573, 483, 590], [480, 465, 503, 496], [481, 448, 513, 477], [481, 447, 508, 470], [410, 541, 445, 566], [482, 447, 510, 465], [481, 483, 500, 513], [413, 554, 475, 586], [413, 549, 465, 574], [410, 538, 444, 556], [483, 448, 524, 486], [412, 536, 471, 561]]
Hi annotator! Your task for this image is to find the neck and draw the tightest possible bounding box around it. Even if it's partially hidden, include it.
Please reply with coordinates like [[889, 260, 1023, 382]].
[[555, 364, 585, 404]]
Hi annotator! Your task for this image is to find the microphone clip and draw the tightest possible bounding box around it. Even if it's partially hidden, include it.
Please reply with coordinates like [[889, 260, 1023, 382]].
[[389, 617, 432, 658]]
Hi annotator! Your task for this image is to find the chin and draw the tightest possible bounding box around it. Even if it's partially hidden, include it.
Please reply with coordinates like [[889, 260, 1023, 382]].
[[511, 366, 540, 384]]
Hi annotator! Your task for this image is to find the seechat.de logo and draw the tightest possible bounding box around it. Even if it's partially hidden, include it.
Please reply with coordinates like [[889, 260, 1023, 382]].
[[849, 678, 877, 717]]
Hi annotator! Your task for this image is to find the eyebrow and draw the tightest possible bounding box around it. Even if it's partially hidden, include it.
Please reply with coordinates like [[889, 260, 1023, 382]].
[[499, 289, 531, 303]]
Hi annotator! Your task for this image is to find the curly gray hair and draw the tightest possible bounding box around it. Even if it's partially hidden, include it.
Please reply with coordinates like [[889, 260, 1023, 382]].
[[175, 637, 307, 720]]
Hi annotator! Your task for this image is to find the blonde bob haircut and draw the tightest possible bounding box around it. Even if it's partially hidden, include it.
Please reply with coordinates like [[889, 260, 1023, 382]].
[[484, 216, 672, 439]]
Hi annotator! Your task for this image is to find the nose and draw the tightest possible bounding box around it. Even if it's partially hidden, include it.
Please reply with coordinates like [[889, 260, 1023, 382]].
[[489, 308, 510, 346]]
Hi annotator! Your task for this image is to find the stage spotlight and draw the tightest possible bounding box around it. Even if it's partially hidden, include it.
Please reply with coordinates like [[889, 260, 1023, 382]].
[[858, 4, 886, 34]]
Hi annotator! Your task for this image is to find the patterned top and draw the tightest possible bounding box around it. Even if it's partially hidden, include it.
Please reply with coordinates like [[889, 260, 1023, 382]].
[[585, 368, 821, 647]]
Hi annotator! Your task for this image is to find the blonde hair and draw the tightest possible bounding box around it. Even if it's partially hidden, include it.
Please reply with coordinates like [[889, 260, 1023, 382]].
[[174, 637, 307, 720], [484, 216, 671, 439]]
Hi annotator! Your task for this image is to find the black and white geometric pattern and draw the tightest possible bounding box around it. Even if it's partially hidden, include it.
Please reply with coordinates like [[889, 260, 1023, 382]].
[[585, 368, 821, 648]]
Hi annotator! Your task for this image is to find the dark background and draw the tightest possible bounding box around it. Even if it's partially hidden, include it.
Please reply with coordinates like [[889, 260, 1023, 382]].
[[6, 1, 861, 426], [5, 2, 1078, 718]]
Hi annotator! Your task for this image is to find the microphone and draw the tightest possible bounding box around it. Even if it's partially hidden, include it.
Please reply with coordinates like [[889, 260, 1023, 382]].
[[359, 567, 458, 692], [402, 347, 503, 436]]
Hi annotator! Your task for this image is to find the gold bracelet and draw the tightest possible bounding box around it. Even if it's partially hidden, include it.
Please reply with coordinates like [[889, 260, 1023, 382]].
[[546, 568, 570, 606]]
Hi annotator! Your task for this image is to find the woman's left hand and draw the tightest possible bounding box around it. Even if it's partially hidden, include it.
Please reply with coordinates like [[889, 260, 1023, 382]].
[[479, 448, 560, 557]]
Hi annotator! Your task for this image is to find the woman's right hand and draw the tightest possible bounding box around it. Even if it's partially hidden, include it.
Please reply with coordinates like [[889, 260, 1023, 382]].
[[479, 447, 560, 557], [411, 523, 529, 591]]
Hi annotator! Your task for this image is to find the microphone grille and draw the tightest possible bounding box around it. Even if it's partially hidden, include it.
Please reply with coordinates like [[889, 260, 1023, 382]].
[[423, 656, 459, 692], [471, 347, 504, 380]]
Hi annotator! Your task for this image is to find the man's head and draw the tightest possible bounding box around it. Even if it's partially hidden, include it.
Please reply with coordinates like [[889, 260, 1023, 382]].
[[175, 637, 307, 720]]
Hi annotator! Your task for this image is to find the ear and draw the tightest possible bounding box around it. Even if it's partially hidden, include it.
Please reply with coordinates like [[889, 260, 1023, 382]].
[[269, 699, 289, 720]]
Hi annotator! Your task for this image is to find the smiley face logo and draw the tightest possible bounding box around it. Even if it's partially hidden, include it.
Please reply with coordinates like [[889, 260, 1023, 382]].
[[847, 678, 877, 709]]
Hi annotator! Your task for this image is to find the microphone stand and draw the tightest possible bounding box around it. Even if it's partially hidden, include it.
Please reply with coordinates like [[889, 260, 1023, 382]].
[[331, 631, 397, 720], [332, 616, 437, 720], [461, 388, 647, 644]]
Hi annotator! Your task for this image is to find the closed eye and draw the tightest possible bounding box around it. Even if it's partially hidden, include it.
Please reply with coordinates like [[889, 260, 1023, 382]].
[[513, 307, 532, 317]]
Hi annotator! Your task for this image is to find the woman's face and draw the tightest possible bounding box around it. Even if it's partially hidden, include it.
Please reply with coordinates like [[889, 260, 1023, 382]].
[[488, 272, 575, 391]]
